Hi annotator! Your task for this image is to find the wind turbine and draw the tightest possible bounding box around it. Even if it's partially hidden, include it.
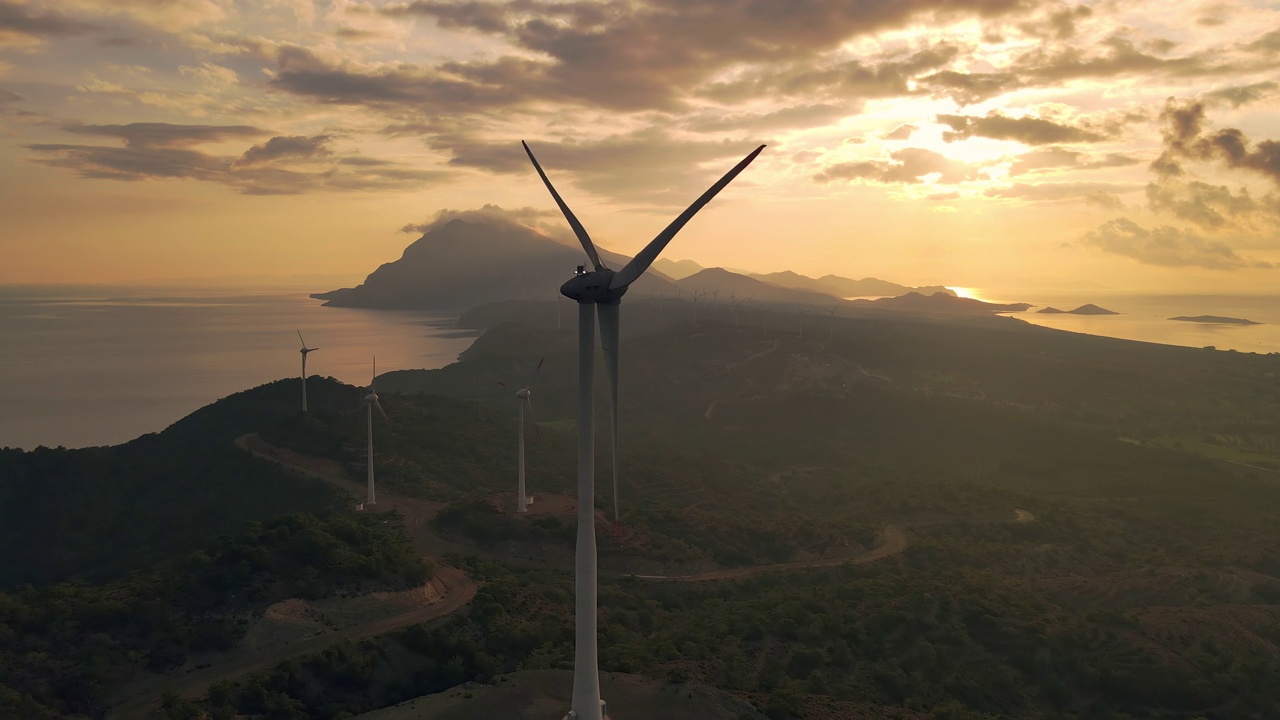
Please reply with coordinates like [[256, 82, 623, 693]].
[[297, 330, 319, 412], [523, 140, 765, 720], [500, 358, 544, 513], [362, 356, 387, 507]]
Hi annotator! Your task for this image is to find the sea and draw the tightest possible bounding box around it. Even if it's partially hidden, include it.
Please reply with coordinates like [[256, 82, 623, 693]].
[[959, 290, 1280, 356], [1, 284, 1276, 451], [0, 285, 478, 451]]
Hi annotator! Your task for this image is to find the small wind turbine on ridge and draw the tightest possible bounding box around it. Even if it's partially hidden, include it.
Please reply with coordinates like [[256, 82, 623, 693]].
[[298, 330, 319, 412], [362, 356, 388, 507], [499, 357, 544, 513], [523, 139, 765, 720]]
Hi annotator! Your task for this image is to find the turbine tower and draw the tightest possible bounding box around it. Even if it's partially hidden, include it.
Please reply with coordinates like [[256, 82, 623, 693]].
[[298, 330, 319, 412], [523, 140, 764, 720], [362, 356, 387, 507], [500, 358, 544, 513]]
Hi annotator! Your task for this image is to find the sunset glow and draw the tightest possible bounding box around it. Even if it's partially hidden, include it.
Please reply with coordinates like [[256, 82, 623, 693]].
[[2, 0, 1278, 294]]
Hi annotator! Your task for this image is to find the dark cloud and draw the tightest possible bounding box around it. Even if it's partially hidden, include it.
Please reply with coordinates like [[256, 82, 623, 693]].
[[1203, 81, 1278, 108], [236, 135, 333, 166], [0, 87, 19, 105], [0, 1, 97, 42], [883, 124, 918, 140], [1018, 3, 1091, 40], [1247, 29, 1280, 54], [815, 148, 978, 185], [1145, 180, 1270, 231], [60, 122, 265, 148], [919, 70, 1020, 105], [938, 112, 1109, 144], [1151, 99, 1280, 186], [701, 44, 959, 105], [275, 1, 1045, 114], [26, 123, 443, 194], [1082, 217, 1273, 269]]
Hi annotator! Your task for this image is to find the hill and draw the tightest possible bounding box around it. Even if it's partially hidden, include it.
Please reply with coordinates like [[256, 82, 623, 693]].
[[675, 267, 841, 306], [652, 258, 706, 280], [851, 291, 1032, 315], [1038, 304, 1118, 315], [751, 270, 954, 298], [313, 218, 674, 310]]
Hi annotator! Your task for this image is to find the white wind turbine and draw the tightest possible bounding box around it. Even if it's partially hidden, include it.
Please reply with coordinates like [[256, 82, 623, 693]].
[[362, 356, 388, 507], [523, 139, 764, 720], [298, 330, 319, 412], [499, 358, 544, 513]]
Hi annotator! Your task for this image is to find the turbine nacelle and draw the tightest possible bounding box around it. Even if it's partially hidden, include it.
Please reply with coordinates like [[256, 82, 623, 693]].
[[560, 269, 626, 305], [516, 388, 531, 399], [364, 391, 378, 403]]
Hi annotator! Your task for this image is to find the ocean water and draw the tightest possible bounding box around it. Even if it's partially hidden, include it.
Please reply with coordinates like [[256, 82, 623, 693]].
[[0, 285, 478, 451], [955, 290, 1280, 356]]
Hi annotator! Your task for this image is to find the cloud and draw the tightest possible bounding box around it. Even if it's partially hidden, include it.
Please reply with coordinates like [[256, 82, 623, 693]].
[[1203, 81, 1278, 108], [60, 121, 265, 148], [1082, 217, 1273, 269], [1008, 147, 1139, 175], [1151, 99, 1280, 186], [682, 103, 849, 133], [439, 126, 768, 205], [883, 124, 918, 140], [0, 87, 18, 104], [399, 204, 563, 238], [816, 147, 978, 185], [270, 1, 1044, 115], [919, 70, 1020, 105], [0, 1, 97, 45], [938, 111, 1109, 144], [1145, 180, 1271, 231], [235, 134, 333, 166], [26, 122, 444, 194], [984, 181, 1134, 209]]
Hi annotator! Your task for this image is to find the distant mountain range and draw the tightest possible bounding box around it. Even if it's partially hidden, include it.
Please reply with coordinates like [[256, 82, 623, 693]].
[[315, 217, 1008, 315], [653, 258, 954, 297]]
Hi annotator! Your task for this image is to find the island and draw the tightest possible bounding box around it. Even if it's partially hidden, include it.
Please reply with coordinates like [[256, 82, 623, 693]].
[[1170, 315, 1261, 325], [1037, 304, 1118, 315]]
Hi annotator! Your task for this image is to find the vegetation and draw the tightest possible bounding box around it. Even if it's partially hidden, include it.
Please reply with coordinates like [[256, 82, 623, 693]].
[[6, 300, 1280, 719], [0, 512, 427, 719]]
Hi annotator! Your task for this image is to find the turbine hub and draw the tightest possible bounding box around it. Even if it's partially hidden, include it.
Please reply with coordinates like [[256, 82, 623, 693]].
[[560, 269, 626, 304], [516, 388, 531, 399], [364, 392, 378, 402]]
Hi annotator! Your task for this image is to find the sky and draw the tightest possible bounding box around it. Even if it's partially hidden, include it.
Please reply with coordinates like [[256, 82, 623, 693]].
[[1, 0, 1279, 295]]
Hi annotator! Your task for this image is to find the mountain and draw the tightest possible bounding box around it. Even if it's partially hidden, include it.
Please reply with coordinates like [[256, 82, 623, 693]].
[[675, 267, 842, 306], [1038, 304, 1118, 315], [652, 258, 706, 280], [313, 218, 676, 310], [750, 271, 955, 298], [851, 291, 1032, 315]]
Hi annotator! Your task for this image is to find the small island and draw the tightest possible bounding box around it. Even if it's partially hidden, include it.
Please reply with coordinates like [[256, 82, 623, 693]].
[[1037, 304, 1119, 315], [1170, 315, 1261, 326]]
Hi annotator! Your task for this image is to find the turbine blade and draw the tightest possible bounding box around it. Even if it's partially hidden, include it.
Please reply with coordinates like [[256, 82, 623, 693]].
[[496, 380, 507, 387], [527, 356, 545, 390], [598, 303, 621, 524], [297, 329, 306, 348], [371, 355, 376, 390], [522, 140, 605, 271], [611, 144, 766, 290], [374, 398, 389, 421], [524, 397, 540, 437]]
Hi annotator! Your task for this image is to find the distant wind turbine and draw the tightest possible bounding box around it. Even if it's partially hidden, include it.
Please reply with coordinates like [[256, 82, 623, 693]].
[[298, 330, 319, 412], [523, 139, 764, 720], [362, 356, 387, 507], [499, 357, 544, 513]]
